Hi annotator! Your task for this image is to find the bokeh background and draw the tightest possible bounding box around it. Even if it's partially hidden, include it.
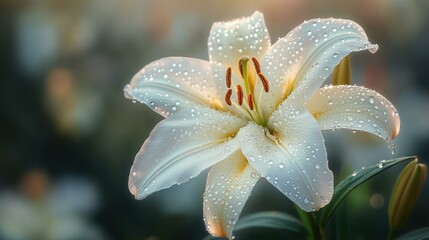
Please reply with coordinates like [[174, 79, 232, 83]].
[[1, 0, 429, 239]]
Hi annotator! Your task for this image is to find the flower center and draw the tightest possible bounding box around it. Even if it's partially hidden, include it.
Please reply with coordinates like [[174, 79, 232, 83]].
[[224, 56, 270, 126]]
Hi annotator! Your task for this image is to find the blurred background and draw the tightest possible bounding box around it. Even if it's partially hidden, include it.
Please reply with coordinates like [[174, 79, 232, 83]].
[[1, 0, 428, 239]]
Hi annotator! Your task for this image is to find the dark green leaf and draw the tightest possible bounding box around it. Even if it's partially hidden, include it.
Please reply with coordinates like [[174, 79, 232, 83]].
[[319, 156, 417, 229], [396, 227, 429, 240], [202, 211, 308, 240], [234, 211, 308, 235]]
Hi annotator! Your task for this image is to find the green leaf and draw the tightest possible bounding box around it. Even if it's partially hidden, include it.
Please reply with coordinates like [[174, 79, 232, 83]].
[[234, 211, 308, 235], [319, 156, 417, 230], [202, 211, 308, 240], [396, 227, 429, 240]]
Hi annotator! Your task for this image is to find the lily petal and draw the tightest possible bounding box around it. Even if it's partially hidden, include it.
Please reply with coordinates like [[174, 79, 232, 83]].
[[203, 151, 260, 238], [238, 104, 333, 211], [306, 85, 400, 141], [129, 106, 247, 199], [208, 11, 271, 72], [124, 57, 227, 117], [260, 18, 378, 116]]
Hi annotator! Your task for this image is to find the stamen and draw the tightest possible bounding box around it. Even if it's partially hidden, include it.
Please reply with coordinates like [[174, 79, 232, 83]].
[[226, 67, 232, 88], [247, 94, 254, 110], [237, 85, 244, 106], [238, 61, 244, 78], [224, 89, 233, 106], [252, 57, 261, 74], [258, 73, 270, 92]]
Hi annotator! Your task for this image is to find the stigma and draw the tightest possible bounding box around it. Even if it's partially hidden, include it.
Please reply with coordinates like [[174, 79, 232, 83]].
[[223, 56, 270, 125]]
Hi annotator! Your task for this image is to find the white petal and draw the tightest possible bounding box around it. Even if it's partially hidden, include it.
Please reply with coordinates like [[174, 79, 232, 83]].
[[124, 57, 227, 117], [237, 104, 333, 211], [203, 151, 259, 238], [208, 11, 271, 72], [306, 85, 400, 141], [259, 18, 378, 116], [129, 106, 247, 199]]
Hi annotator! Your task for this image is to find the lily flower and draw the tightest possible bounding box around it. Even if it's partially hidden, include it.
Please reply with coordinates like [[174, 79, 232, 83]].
[[124, 11, 400, 238]]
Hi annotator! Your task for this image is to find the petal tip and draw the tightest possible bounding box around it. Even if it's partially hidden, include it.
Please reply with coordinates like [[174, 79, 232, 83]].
[[369, 43, 379, 54], [128, 171, 147, 200], [391, 119, 400, 140], [123, 84, 134, 100]]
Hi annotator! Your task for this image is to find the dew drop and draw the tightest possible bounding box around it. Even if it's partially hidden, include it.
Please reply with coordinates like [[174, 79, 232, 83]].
[[315, 164, 320, 169], [352, 171, 357, 176], [369, 97, 375, 104], [307, 30, 312, 36], [279, 163, 284, 169]]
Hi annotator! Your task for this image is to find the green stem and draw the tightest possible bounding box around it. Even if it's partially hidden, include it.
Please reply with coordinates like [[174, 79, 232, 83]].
[[296, 206, 322, 240]]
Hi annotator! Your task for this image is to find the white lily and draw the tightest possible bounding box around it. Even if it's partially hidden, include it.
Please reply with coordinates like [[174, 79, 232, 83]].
[[124, 12, 400, 238]]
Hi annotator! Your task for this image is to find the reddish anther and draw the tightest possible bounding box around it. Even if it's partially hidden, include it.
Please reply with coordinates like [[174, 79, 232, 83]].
[[224, 89, 233, 106], [258, 73, 270, 92], [237, 85, 244, 106], [252, 57, 261, 74], [226, 67, 232, 88], [247, 94, 254, 110], [238, 61, 244, 78]]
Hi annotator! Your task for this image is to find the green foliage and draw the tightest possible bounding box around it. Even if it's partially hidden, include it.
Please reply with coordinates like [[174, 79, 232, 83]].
[[319, 156, 416, 230]]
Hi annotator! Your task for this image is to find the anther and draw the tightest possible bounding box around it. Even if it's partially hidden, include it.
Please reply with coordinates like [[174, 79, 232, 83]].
[[252, 57, 261, 74], [226, 67, 232, 88], [238, 56, 250, 79], [258, 73, 270, 92], [237, 85, 244, 106], [224, 89, 233, 106], [238, 61, 244, 78], [247, 94, 254, 110]]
